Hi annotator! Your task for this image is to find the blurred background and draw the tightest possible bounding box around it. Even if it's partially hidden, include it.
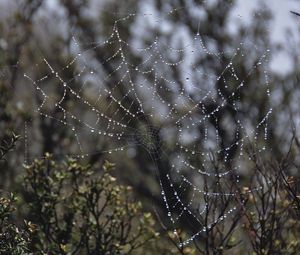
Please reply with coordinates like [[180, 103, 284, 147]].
[[1, 0, 300, 254]]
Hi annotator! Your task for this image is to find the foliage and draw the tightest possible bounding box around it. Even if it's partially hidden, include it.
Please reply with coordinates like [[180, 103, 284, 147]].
[[0, 133, 20, 162], [0, 193, 32, 255], [1, 133, 300, 255], [240, 141, 300, 255], [0, 134, 32, 255], [0, 133, 170, 254], [23, 155, 160, 254]]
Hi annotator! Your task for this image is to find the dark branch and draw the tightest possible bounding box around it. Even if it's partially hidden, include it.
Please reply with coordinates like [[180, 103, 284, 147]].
[[290, 11, 300, 17]]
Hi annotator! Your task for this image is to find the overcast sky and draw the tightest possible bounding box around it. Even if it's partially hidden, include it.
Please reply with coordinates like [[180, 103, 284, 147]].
[[0, 0, 299, 75], [232, 0, 300, 75]]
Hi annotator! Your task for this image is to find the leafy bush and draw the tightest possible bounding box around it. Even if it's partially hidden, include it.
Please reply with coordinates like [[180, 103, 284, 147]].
[[23, 155, 159, 254], [0, 193, 32, 255], [0, 134, 166, 255]]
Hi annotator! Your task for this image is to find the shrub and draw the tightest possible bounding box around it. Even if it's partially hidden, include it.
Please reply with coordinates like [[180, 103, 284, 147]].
[[0, 193, 32, 255], [0, 133, 163, 254], [23, 155, 159, 254]]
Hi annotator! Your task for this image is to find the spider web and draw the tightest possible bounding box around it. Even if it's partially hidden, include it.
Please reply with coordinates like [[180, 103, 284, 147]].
[[23, 6, 272, 247]]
